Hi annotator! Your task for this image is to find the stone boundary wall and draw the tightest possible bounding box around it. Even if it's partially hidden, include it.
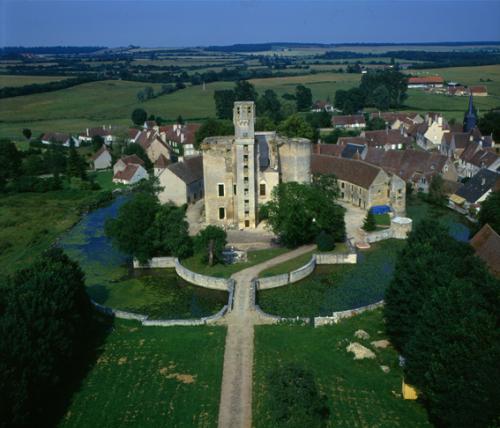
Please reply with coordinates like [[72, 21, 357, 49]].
[[91, 278, 234, 327], [313, 300, 384, 327], [133, 257, 177, 269], [174, 259, 231, 291], [365, 217, 413, 243], [315, 252, 357, 264], [366, 229, 394, 243], [289, 256, 316, 283]]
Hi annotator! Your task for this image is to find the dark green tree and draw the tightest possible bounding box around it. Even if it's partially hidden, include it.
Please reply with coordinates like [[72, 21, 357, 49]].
[[234, 80, 257, 101], [267, 181, 345, 247], [477, 190, 500, 235], [257, 89, 283, 122], [92, 135, 105, 152], [305, 111, 332, 129], [214, 89, 236, 120], [255, 116, 277, 132], [23, 153, 45, 176], [405, 278, 500, 428], [194, 225, 227, 266], [0, 248, 91, 428], [427, 174, 446, 207], [176, 115, 184, 125], [360, 69, 408, 107], [295, 84, 313, 111], [22, 128, 32, 140], [266, 364, 329, 428], [131, 108, 147, 126], [194, 119, 234, 149], [334, 88, 365, 114], [105, 193, 159, 263], [478, 109, 500, 142], [148, 204, 193, 259], [277, 115, 315, 140], [0, 139, 22, 190], [316, 230, 335, 252], [372, 85, 391, 111], [66, 142, 87, 179], [362, 210, 377, 232], [365, 117, 387, 130]]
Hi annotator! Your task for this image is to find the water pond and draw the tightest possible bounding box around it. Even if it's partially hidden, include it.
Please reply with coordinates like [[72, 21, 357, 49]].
[[60, 196, 227, 319]]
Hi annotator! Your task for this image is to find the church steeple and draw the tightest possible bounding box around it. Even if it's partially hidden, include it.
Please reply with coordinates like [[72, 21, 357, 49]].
[[463, 94, 478, 132]]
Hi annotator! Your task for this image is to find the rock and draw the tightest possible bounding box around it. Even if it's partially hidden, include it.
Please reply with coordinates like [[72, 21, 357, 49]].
[[380, 365, 390, 373], [371, 339, 390, 349], [354, 329, 370, 340], [346, 342, 376, 360]]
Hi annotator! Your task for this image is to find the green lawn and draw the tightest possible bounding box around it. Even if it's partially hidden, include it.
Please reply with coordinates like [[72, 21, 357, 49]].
[[259, 250, 315, 278], [0, 189, 101, 277], [89, 170, 125, 191], [253, 309, 431, 427], [375, 213, 391, 227], [181, 247, 290, 278], [257, 240, 405, 317], [59, 320, 225, 428]]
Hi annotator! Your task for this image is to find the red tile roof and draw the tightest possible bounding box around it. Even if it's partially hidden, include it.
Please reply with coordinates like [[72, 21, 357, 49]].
[[408, 76, 444, 84], [469, 85, 487, 94], [154, 154, 170, 169], [470, 224, 500, 278], [332, 115, 366, 126], [113, 164, 140, 181], [121, 154, 144, 166]]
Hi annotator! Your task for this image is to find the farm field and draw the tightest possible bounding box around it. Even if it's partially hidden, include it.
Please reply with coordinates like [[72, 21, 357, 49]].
[[0, 189, 103, 277], [59, 321, 225, 428], [257, 240, 405, 317], [0, 74, 65, 87], [253, 309, 431, 427]]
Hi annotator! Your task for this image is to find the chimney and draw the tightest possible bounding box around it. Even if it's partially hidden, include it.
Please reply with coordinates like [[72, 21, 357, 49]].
[[481, 178, 486, 186], [437, 116, 443, 126]]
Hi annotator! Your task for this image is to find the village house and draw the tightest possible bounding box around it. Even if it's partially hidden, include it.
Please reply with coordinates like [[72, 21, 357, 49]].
[[157, 156, 204, 206], [133, 130, 175, 164], [449, 169, 500, 213], [311, 100, 335, 113], [361, 128, 413, 150], [407, 76, 444, 89], [160, 123, 201, 157], [90, 146, 112, 170], [331, 114, 366, 129], [415, 113, 449, 150], [370, 111, 423, 131], [153, 154, 170, 176], [469, 85, 488, 97], [457, 140, 500, 178], [470, 224, 500, 278], [41, 132, 80, 147], [311, 154, 406, 214], [78, 125, 121, 146], [112, 154, 148, 185]]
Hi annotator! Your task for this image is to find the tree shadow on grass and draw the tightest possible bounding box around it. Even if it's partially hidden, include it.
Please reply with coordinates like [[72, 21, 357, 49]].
[[41, 312, 114, 428]]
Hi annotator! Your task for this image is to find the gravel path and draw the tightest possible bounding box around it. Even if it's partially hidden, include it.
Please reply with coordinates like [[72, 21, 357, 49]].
[[217, 244, 316, 428]]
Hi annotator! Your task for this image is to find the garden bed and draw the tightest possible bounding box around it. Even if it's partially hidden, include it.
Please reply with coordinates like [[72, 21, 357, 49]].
[[257, 240, 405, 317]]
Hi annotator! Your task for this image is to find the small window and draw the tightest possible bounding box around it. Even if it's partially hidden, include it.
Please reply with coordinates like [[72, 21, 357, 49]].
[[219, 207, 225, 220], [233, 184, 237, 195], [218, 184, 225, 197], [259, 183, 266, 196], [245, 220, 250, 227], [341, 182, 345, 189]]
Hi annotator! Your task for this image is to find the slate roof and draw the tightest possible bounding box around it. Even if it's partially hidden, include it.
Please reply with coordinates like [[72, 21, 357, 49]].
[[341, 143, 365, 159], [311, 154, 382, 189], [166, 155, 203, 184], [455, 169, 500, 203], [470, 224, 500, 278], [337, 136, 367, 146]]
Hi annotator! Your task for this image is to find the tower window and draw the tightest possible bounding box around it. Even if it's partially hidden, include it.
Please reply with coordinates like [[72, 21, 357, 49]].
[[218, 183, 225, 197], [219, 207, 225, 220], [259, 183, 266, 196], [233, 184, 237, 195]]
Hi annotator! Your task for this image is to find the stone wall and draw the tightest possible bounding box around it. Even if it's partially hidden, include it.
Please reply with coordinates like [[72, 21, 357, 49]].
[[313, 300, 384, 327], [133, 257, 177, 269], [174, 259, 232, 291], [289, 256, 316, 282], [365, 216, 412, 243], [315, 252, 357, 264]]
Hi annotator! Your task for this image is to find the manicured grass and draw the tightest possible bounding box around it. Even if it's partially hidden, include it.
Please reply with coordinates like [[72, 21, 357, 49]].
[[89, 170, 125, 191], [253, 309, 431, 428], [0, 189, 99, 277], [259, 250, 315, 278], [374, 213, 391, 227], [0, 74, 65, 88], [257, 240, 405, 317], [181, 247, 290, 278], [60, 197, 227, 319], [59, 320, 225, 428]]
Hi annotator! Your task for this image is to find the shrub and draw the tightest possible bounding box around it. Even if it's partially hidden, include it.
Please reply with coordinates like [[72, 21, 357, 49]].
[[362, 210, 376, 232], [316, 231, 335, 252]]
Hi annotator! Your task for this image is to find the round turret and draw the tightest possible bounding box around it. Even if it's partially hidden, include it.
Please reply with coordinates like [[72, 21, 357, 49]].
[[278, 138, 312, 184]]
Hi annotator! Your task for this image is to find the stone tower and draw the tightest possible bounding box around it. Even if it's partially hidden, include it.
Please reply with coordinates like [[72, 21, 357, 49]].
[[234, 101, 257, 228]]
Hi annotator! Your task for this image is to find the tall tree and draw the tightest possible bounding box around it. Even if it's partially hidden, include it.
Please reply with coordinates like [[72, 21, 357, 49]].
[[214, 89, 236, 120], [477, 190, 500, 234], [0, 248, 92, 428], [257, 89, 283, 122], [22, 128, 32, 140], [66, 142, 87, 179], [194, 225, 227, 265], [131, 108, 147, 126], [295, 84, 313, 111], [277, 115, 315, 140], [0, 139, 22, 190], [194, 119, 234, 149], [372, 85, 391, 111], [234, 80, 257, 102]]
